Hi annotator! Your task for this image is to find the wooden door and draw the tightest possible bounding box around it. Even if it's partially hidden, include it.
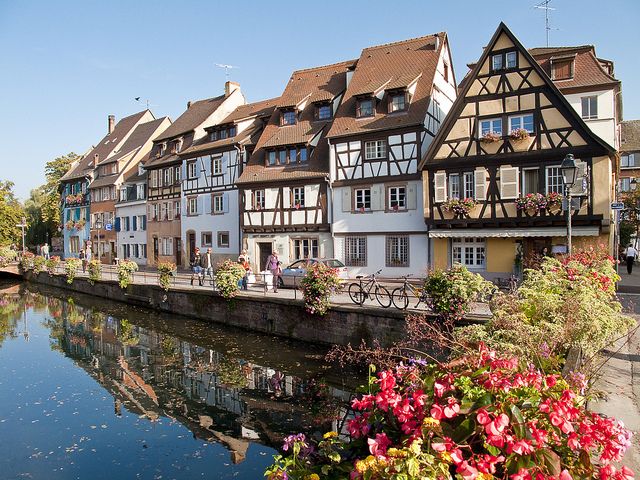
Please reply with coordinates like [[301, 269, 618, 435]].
[[258, 242, 272, 272], [175, 238, 182, 267]]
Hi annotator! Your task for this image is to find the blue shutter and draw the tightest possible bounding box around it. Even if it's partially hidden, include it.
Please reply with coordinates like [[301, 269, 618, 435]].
[[132, 216, 137, 231], [142, 215, 147, 230], [115, 217, 121, 232], [74, 209, 80, 221]]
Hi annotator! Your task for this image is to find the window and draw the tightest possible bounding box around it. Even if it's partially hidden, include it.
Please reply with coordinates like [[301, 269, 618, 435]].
[[268, 151, 276, 166], [449, 173, 460, 199], [620, 177, 631, 192], [386, 236, 409, 267], [279, 150, 287, 165], [210, 130, 218, 141], [506, 51, 517, 69], [174, 166, 181, 182], [281, 110, 296, 126], [161, 238, 173, 256], [491, 54, 503, 71], [546, 166, 563, 194], [110, 186, 116, 200], [219, 129, 228, 140], [316, 104, 332, 120], [228, 126, 236, 137], [344, 236, 367, 267], [212, 193, 224, 213], [141, 244, 147, 258], [253, 190, 265, 210], [160, 202, 167, 221], [137, 184, 145, 200], [217, 231, 230, 248], [389, 92, 406, 113], [137, 215, 145, 231], [463, 172, 474, 199], [150, 170, 158, 188], [212, 155, 223, 175], [356, 98, 374, 118], [622, 154, 636, 168], [266, 146, 309, 166], [292, 187, 305, 208], [293, 238, 318, 259], [355, 188, 371, 212], [522, 168, 540, 195], [160, 143, 166, 156], [201, 232, 212, 247], [509, 114, 535, 133], [551, 58, 574, 80], [388, 186, 407, 211], [299, 147, 308, 163], [581, 96, 598, 120], [173, 140, 181, 153], [479, 118, 502, 136], [174, 200, 181, 218], [443, 62, 449, 82], [163, 168, 172, 186], [187, 197, 198, 216], [187, 161, 197, 179], [70, 236, 80, 254], [364, 140, 386, 160], [119, 188, 127, 202], [151, 203, 159, 221], [452, 238, 485, 269], [491, 51, 517, 71]]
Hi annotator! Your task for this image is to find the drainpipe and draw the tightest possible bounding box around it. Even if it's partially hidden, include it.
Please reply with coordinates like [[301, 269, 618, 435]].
[[235, 144, 244, 258], [324, 174, 334, 258]]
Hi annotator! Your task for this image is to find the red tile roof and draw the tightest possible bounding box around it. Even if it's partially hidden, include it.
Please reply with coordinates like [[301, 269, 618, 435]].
[[153, 95, 227, 142], [327, 33, 445, 139]]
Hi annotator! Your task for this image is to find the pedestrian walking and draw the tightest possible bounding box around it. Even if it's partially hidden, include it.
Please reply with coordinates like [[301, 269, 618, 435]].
[[265, 250, 282, 293], [79, 248, 86, 272], [42, 243, 50, 260], [238, 253, 251, 290], [189, 247, 203, 286], [202, 247, 214, 282], [625, 243, 638, 274]]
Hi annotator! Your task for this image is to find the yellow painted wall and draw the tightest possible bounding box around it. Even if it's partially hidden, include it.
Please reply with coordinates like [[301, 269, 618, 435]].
[[486, 238, 516, 273], [433, 238, 448, 269]]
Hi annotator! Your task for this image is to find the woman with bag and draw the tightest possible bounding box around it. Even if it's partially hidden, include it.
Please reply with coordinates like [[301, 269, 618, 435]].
[[265, 250, 282, 293]]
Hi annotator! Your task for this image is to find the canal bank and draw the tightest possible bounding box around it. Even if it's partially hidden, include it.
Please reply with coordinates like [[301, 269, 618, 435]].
[[9, 268, 423, 348]]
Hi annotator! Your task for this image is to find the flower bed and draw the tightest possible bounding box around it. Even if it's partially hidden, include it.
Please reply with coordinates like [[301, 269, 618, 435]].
[[214, 260, 245, 299], [442, 198, 477, 216], [157, 261, 176, 291], [299, 262, 342, 316], [45, 256, 60, 275], [117, 260, 138, 289], [64, 258, 81, 284]]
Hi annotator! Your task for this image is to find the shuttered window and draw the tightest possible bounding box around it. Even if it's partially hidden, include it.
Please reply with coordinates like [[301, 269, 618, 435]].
[[499, 166, 519, 199], [434, 171, 447, 203], [474, 169, 487, 201], [551, 59, 573, 80]]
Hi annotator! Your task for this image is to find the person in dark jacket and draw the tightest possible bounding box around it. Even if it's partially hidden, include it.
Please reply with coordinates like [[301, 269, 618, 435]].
[[190, 247, 204, 286]]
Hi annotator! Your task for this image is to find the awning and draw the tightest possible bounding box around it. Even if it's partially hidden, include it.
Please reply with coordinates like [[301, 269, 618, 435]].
[[428, 226, 600, 239]]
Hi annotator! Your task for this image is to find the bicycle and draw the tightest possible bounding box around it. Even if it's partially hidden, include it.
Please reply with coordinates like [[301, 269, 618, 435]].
[[348, 269, 391, 308], [391, 274, 429, 310]]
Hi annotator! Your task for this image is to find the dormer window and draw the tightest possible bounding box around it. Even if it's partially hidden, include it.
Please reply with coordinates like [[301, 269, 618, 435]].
[[281, 110, 296, 126], [356, 97, 374, 118], [491, 51, 518, 72], [219, 129, 228, 140], [228, 126, 236, 137], [172, 139, 182, 153], [265, 146, 309, 166], [316, 103, 332, 120], [159, 143, 166, 156], [551, 58, 574, 80], [210, 131, 218, 141], [388, 91, 407, 113]]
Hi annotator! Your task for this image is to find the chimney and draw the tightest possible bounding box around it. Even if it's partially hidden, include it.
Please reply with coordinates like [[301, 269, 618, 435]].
[[225, 81, 240, 97], [108, 114, 115, 134], [187, 100, 192, 109]]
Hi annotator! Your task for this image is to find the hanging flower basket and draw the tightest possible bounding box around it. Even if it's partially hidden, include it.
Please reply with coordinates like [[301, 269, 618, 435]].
[[65, 220, 75, 231], [479, 131, 501, 143], [546, 191, 563, 214], [515, 193, 547, 214], [509, 128, 530, 141], [442, 197, 477, 216]]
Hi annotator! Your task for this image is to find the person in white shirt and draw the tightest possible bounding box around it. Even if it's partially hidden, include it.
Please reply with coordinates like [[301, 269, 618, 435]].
[[203, 248, 214, 281], [625, 243, 638, 274]]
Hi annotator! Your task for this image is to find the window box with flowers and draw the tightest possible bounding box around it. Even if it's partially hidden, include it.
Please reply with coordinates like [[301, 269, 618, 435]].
[[509, 127, 534, 152], [441, 198, 477, 217], [479, 131, 502, 143], [74, 219, 86, 230], [546, 191, 563, 214], [515, 192, 547, 215], [65, 220, 75, 231], [509, 127, 530, 141]]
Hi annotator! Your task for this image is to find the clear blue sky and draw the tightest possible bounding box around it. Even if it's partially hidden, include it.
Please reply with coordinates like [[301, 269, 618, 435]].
[[1, 0, 638, 200]]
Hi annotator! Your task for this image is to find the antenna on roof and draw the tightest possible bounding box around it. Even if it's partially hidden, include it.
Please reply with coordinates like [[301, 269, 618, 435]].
[[533, 0, 556, 47], [215, 63, 239, 81]]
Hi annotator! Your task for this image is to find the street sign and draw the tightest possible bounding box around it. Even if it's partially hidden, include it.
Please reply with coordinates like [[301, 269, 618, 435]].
[[105, 223, 113, 231], [611, 202, 625, 210]]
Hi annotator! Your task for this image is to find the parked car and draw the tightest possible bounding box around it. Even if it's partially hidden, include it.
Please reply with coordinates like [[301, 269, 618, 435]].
[[279, 258, 349, 288]]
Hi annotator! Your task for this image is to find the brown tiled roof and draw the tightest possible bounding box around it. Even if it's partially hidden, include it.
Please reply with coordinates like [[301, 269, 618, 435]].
[[327, 33, 444, 139], [88, 174, 120, 189], [237, 61, 355, 185], [621, 120, 640, 153], [144, 152, 182, 168], [529, 46, 619, 90], [99, 117, 169, 165], [61, 110, 151, 182], [123, 168, 146, 183], [153, 95, 226, 142], [219, 97, 279, 124], [180, 123, 264, 158]]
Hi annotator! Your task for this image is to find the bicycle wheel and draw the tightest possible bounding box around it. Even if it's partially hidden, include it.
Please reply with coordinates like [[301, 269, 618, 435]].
[[348, 283, 365, 305], [391, 287, 409, 310], [374, 285, 392, 308]]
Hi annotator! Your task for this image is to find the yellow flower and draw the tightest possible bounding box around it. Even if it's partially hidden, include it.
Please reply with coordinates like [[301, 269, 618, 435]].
[[305, 475, 320, 480], [477, 474, 494, 480], [323, 431, 338, 439], [423, 417, 440, 427], [440, 452, 452, 463]]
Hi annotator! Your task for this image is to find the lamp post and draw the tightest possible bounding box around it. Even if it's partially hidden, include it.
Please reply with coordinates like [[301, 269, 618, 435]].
[[561, 154, 578, 256], [94, 220, 103, 264], [15, 217, 27, 254]]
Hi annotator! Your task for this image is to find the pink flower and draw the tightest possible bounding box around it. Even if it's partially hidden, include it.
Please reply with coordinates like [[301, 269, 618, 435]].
[[511, 468, 532, 480], [431, 403, 444, 420], [378, 371, 396, 391], [476, 408, 491, 426], [546, 375, 557, 387], [444, 397, 460, 419], [559, 469, 573, 480], [509, 439, 534, 456], [457, 460, 479, 480], [367, 433, 391, 457]]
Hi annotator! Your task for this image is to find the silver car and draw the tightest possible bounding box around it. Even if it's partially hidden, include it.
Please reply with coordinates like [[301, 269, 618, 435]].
[[279, 258, 349, 288]]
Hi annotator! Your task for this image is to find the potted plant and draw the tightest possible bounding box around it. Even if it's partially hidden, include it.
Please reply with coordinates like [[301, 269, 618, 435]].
[[515, 193, 547, 215], [213, 260, 246, 299], [65, 220, 75, 230], [479, 131, 501, 143], [509, 127, 530, 141], [157, 261, 176, 291], [546, 191, 563, 214], [441, 197, 477, 217], [117, 260, 138, 289]]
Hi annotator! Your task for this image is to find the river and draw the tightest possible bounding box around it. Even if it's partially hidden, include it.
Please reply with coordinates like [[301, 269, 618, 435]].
[[0, 279, 356, 480]]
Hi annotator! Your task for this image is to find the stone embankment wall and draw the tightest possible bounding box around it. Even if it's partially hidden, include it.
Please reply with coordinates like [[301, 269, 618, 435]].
[[16, 270, 412, 347]]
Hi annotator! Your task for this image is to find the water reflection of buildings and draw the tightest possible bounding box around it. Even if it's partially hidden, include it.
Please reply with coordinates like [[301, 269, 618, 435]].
[[44, 296, 350, 463]]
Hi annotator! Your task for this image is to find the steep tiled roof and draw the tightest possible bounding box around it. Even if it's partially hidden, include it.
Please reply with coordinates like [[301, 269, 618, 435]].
[[237, 61, 355, 185], [61, 110, 151, 182], [621, 120, 640, 153], [327, 33, 444, 139], [99, 117, 169, 165], [220, 97, 279, 124], [123, 167, 146, 184], [153, 95, 226, 142]]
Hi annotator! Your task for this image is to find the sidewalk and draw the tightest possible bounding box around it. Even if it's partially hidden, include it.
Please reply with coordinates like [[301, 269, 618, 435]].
[[617, 267, 640, 294]]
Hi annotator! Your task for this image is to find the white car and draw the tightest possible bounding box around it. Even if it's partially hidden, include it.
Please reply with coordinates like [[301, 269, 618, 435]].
[[279, 258, 349, 288]]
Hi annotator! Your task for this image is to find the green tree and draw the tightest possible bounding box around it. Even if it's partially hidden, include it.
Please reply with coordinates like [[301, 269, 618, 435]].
[[0, 181, 25, 246], [24, 186, 54, 248], [42, 152, 79, 227], [620, 190, 640, 249]]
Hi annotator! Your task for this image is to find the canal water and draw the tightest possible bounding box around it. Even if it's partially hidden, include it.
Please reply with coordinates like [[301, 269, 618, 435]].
[[0, 280, 355, 480]]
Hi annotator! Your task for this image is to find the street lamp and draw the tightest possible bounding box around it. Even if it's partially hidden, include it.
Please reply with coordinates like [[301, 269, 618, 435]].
[[15, 217, 27, 254], [94, 220, 103, 263], [561, 154, 578, 256]]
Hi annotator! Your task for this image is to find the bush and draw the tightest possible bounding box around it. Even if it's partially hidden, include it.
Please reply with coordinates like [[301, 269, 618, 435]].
[[456, 246, 635, 362], [117, 260, 138, 289], [157, 261, 176, 291], [299, 262, 342, 316], [20, 252, 34, 271], [214, 260, 245, 299], [64, 258, 81, 284], [0, 247, 16, 267], [423, 264, 494, 322], [265, 345, 634, 480], [45, 256, 60, 275], [32, 255, 46, 274], [87, 260, 101, 285]]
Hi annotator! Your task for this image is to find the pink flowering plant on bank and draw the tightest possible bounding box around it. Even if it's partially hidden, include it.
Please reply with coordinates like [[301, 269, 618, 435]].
[[265, 345, 634, 480], [299, 262, 343, 316]]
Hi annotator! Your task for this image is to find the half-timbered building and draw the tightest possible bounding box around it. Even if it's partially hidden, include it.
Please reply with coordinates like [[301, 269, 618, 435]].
[[236, 61, 355, 272], [327, 33, 456, 276], [179, 98, 278, 265], [144, 82, 245, 267], [115, 164, 150, 265], [420, 23, 616, 280]]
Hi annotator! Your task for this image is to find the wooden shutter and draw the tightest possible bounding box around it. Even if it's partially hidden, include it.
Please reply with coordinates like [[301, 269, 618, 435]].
[[499, 166, 519, 199], [282, 187, 291, 209], [371, 184, 384, 211], [181, 198, 187, 216], [180, 162, 187, 181], [197, 195, 204, 215], [204, 195, 212, 214], [142, 215, 146, 230], [406, 183, 417, 210], [570, 160, 588, 196], [474, 168, 487, 201], [434, 171, 447, 203], [341, 188, 351, 212], [222, 192, 229, 213], [115, 217, 121, 232]]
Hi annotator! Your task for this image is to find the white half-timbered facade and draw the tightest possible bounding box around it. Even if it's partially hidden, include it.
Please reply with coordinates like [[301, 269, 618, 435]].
[[327, 33, 457, 277]]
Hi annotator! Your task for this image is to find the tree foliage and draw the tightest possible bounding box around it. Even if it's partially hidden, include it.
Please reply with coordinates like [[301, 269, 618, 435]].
[[42, 152, 78, 226], [0, 181, 24, 246]]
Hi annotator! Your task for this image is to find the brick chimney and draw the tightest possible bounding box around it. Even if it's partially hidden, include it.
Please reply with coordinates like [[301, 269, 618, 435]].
[[108, 115, 115, 134], [225, 81, 240, 97]]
